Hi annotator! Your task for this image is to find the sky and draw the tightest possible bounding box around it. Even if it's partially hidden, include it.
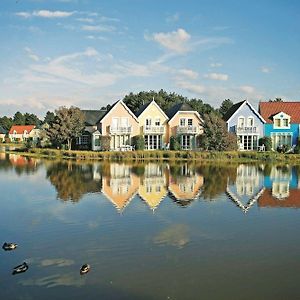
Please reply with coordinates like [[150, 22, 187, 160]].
[[0, 0, 300, 117]]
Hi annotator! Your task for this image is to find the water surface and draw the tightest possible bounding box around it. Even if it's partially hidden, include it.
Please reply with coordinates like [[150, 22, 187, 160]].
[[0, 153, 300, 299]]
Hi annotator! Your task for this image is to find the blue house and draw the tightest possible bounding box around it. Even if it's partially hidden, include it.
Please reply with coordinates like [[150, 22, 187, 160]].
[[224, 100, 265, 150], [259, 102, 300, 150]]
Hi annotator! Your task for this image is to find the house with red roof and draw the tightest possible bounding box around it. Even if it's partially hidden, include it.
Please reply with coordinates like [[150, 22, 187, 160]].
[[259, 102, 300, 150], [8, 125, 36, 142]]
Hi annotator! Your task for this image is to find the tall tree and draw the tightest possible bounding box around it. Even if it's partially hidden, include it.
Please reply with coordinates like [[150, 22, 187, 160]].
[[199, 113, 237, 151], [13, 111, 25, 125], [47, 106, 85, 150], [44, 111, 55, 125], [0, 116, 13, 131], [24, 113, 41, 126], [219, 99, 234, 117]]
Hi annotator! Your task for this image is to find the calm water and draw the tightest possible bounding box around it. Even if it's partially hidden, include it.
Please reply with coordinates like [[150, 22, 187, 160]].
[[1, 153, 300, 299]]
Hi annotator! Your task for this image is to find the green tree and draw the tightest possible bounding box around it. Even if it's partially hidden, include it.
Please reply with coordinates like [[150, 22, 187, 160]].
[[218, 99, 234, 117], [199, 113, 237, 151], [47, 106, 85, 150], [0, 116, 13, 131], [24, 113, 41, 126], [44, 111, 56, 125], [13, 111, 25, 125], [132, 135, 145, 150], [170, 136, 181, 150], [268, 97, 283, 102]]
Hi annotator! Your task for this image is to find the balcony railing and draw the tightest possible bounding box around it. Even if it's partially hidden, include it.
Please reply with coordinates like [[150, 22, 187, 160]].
[[177, 125, 198, 134], [144, 125, 165, 134], [235, 126, 257, 134], [109, 126, 132, 134]]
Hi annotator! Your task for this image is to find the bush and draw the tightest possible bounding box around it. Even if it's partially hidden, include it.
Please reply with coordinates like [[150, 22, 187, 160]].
[[259, 136, 272, 151], [170, 136, 181, 150], [132, 135, 145, 150], [100, 136, 111, 151]]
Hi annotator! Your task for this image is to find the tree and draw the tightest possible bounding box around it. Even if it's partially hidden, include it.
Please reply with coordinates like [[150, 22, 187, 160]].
[[218, 99, 234, 117], [170, 136, 181, 150], [0, 116, 13, 131], [268, 98, 283, 102], [44, 111, 55, 125], [47, 106, 85, 150], [199, 113, 237, 151], [24, 113, 41, 126], [132, 135, 145, 150], [13, 111, 25, 125]]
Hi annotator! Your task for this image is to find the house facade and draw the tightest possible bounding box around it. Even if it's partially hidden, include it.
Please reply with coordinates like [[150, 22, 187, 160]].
[[167, 103, 203, 150], [135, 100, 169, 150], [99, 100, 139, 151], [224, 100, 265, 150], [8, 125, 36, 142], [259, 102, 300, 150], [0, 126, 7, 142]]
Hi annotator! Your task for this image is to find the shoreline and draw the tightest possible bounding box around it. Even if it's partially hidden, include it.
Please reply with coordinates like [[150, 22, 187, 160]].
[[2, 147, 300, 163]]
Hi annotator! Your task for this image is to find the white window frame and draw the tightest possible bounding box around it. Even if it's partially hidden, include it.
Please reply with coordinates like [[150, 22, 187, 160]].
[[180, 118, 186, 126], [238, 116, 245, 128], [247, 117, 254, 127]]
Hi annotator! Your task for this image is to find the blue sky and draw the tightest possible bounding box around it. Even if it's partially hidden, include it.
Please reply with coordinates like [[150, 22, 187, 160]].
[[0, 0, 300, 117]]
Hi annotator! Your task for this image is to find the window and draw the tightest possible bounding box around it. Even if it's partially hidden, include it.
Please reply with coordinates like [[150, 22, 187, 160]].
[[275, 119, 281, 127], [146, 118, 151, 126], [112, 117, 119, 128], [81, 135, 90, 145], [247, 117, 254, 127], [180, 118, 186, 126], [238, 117, 245, 128], [94, 136, 100, 146], [188, 119, 193, 126], [121, 117, 128, 127], [155, 118, 160, 126], [283, 118, 289, 127]]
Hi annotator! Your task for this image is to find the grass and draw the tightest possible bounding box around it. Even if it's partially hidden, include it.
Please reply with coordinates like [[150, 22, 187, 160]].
[[2, 147, 300, 163]]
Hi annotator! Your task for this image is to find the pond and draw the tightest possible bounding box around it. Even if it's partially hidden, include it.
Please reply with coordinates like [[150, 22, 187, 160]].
[[0, 153, 300, 299]]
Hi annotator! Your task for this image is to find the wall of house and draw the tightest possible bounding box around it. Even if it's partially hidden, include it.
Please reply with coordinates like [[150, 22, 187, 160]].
[[100, 102, 139, 136], [264, 123, 299, 145], [138, 102, 169, 145], [168, 111, 203, 138], [0, 134, 5, 142], [227, 104, 264, 137]]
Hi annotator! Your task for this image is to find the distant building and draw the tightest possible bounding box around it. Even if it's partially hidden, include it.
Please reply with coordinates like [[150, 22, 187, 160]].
[[8, 125, 37, 142], [259, 101, 300, 150], [0, 126, 7, 142], [224, 100, 265, 150]]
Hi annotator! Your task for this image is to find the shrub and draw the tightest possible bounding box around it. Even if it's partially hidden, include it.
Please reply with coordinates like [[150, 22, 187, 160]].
[[132, 135, 145, 150], [170, 136, 181, 150], [259, 136, 272, 151], [100, 136, 111, 151]]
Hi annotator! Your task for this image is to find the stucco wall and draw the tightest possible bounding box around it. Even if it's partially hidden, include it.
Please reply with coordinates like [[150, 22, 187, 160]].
[[264, 123, 299, 145]]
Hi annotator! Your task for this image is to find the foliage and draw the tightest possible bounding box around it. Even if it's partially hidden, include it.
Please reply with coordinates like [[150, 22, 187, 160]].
[[218, 99, 234, 117], [170, 136, 181, 150], [44, 111, 55, 125], [268, 97, 283, 102], [13, 111, 26, 125], [24, 113, 41, 126], [132, 135, 145, 150], [47, 106, 85, 150], [100, 136, 111, 151], [259, 136, 272, 151], [0, 116, 13, 131], [199, 113, 237, 151]]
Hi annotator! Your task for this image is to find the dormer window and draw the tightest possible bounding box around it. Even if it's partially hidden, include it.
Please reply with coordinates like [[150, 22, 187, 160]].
[[273, 112, 291, 129]]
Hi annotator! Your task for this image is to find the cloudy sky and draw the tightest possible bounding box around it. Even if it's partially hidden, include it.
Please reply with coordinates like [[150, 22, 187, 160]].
[[1, 0, 300, 116]]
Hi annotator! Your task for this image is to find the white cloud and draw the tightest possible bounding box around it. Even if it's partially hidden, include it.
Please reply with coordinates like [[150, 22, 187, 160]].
[[85, 35, 107, 41], [239, 85, 255, 94], [24, 47, 40, 62], [76, 17, 94, 23], [177, 69, 198, 79], [261, 66, 270, 73], [204, 72, 228, 81], [81, 24, 115, 32], [151, 28, 191, 54], [16, 10, 74, 19], [210, 62, 222, 68], [176, 79, 206, 94]]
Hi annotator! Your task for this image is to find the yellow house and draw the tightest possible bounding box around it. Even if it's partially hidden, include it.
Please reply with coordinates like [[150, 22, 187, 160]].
[[101, 163, 139, 212], [167, 103, 203, 150], [135, 100, 169, 150], [138, 163, 168, 211]]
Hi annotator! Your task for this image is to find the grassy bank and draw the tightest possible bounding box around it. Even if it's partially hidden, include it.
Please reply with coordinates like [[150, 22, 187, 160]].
[[3, 147, 300, 163]]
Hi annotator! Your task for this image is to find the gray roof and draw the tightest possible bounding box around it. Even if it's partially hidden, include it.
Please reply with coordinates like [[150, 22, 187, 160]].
[[166, 103, 194, 119], [223, 100, 246, 121], [81, 110, 107, 126], [135, 101, 152, 117], [0, 126, 7, 134]]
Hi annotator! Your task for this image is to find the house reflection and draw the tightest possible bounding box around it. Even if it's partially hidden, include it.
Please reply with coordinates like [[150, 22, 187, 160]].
[[101, 163, 139, 212], [226, 164, 265, 213], [169, 163, 203, 207], [258, 165, 300, 208], [138, 163, 168, 211]]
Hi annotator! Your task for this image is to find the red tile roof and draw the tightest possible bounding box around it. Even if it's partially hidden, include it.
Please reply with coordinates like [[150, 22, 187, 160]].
[[9, 125, 35, 134], [259, 101, 300, 124], [258, 189, 300, 208]]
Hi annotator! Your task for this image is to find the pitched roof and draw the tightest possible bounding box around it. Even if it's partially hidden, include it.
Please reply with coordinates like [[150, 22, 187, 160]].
[[259, 101, 300, 123], [81, 110, 107, 126], [0, 126, 7, 134], [223, 100, 246, 121], [166, 102, 195, 119], [135, 101, 151, 117], [258, 189, 300, 208], [9, 125, 35, 134]]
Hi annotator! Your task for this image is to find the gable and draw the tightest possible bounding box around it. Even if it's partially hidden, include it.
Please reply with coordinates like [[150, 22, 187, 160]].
[[273, 111, 291, 120], [137, 101, 169, 122]]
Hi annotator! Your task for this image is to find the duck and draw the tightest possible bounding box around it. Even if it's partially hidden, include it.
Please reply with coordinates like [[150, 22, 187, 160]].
[[12, 262, 28, 275], [2, 242, 18, 251], [80, 264, 90, 275]]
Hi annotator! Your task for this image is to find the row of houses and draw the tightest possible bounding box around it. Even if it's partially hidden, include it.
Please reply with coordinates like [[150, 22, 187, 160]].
[[0, 125, 42, 143], [1, 99, 300, 151]]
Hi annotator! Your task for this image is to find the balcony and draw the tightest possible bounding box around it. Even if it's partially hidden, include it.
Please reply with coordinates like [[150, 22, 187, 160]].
[[235, 126, 257, 134], [177, 125, 198, 134], [109, 126, 132, 134], [144, 125, 165, 134]]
